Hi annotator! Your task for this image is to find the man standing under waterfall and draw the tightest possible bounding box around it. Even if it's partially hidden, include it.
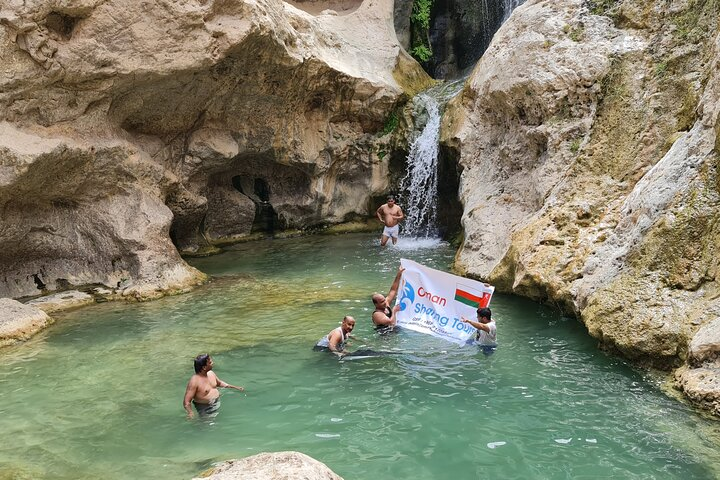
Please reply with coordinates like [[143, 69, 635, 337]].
[[376, 195, 405, 246]]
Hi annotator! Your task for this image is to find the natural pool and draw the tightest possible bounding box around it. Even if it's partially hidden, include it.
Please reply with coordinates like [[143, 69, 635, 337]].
[[1, 233, 719, 479]]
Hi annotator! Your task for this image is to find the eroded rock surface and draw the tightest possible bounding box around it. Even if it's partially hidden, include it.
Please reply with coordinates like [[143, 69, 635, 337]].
[[0, 0, 430, 302], [445, 0, 719, 413], [195, 451, 343, 480], [0, 298, 52, 347]]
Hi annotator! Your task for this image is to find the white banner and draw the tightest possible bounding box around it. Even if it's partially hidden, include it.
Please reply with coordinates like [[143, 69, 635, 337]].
[[395, 258, 495, 345]]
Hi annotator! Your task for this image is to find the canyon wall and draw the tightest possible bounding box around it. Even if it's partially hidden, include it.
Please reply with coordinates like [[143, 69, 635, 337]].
[[445, 0, 720, 414], [0, 0, 430, 299]]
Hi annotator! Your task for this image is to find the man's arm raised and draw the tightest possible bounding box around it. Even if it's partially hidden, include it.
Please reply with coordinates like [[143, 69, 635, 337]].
[[386, 266, 405, 305]]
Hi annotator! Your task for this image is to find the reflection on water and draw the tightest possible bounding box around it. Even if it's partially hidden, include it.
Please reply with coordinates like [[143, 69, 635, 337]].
[[0, 233, 719, 480]]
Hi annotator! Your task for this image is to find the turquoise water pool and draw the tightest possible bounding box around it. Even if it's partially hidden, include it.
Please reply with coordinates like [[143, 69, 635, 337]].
[[1, 233, 718, 479]]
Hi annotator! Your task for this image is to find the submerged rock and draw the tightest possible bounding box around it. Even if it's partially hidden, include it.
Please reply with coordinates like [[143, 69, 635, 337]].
[[195, 451, 343, 480]]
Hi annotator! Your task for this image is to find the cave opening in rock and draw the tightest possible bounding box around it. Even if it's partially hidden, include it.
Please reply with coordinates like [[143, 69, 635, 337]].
[[232, 176, 278, 234], [254, 178, 270, 202], [45, 12, 80, 40]]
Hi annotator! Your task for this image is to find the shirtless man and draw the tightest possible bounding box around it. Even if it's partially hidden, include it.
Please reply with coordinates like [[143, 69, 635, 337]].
[[183, 354, 244, 418], [371, 266, 405, 330], [376, 195, 405, 246]]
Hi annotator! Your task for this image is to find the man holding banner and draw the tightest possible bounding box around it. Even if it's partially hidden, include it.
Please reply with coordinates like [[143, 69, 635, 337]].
[[462, 307, 497, 354], [371, 266, 405, 331], [394, 259, 496, 347]]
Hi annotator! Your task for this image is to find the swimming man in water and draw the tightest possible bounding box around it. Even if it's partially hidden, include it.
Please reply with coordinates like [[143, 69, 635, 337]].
[[183, 354, 244, 419], [371, 266, 404, 331], [376, 195, 405, 246], [314, 315, 356, 357]]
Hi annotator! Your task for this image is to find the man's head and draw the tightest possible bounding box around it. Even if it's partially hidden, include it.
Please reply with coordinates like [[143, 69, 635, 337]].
[[477, 307, 492, 323], [194, 353, 213, 374], [342, 315, 356, 333], [372, 292, 387, 308], [386, 195, 395, 206]]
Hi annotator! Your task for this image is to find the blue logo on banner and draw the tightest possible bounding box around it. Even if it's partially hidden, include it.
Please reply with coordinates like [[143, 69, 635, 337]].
[[399, 280, 415, 311]]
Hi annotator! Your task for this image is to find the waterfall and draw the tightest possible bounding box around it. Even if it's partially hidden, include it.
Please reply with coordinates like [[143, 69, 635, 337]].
[[398, 80, 465, 239], [397, 95, 440, 238], [502, 0, 525, 20]]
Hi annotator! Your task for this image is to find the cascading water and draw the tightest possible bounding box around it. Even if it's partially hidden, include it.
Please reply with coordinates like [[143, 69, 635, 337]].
[[503, 0, 525, 20], [398, 0, 526, 240], [428, 0, 527, 78], [397, 80, 464, 239]]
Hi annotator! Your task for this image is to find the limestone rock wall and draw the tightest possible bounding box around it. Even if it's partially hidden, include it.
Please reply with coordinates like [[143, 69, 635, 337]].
[[0, 0, 430, 298], [445, 0, 719, 412]]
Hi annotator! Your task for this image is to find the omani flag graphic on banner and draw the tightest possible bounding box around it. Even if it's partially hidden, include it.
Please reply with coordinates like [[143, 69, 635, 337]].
[[395, 258, 494, 344]]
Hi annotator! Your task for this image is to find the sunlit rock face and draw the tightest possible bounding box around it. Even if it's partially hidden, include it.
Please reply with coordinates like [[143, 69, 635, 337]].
[[445, 0, 719, 412], [0, 0, 429, 298], [194, 451, 344, 480]]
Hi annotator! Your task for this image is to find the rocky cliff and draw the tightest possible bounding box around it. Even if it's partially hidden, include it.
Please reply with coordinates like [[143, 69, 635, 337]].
[[445, 0, 720, 414], [0, 0, 430, 299]]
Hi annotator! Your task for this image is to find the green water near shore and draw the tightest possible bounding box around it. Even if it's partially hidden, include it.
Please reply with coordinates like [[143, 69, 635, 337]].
[[1, 233, 719, 479]]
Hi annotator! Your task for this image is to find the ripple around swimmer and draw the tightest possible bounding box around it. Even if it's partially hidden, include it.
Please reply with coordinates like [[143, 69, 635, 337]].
[[1, 233, 720, 480]]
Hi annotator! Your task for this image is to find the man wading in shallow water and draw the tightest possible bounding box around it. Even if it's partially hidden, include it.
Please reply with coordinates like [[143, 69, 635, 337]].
[[376, 195, 405, 246], [371, 266, 405, 332], [314, 315, 356, 357], [183, 354, 244, 419]]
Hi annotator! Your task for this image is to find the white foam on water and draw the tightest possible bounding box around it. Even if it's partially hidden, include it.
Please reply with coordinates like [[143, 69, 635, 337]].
[[391, 238, 446, 250], [554, 438, 572, 444], [585, 438, 597, 443], [487, 441, 506, 449], [315, 433, 341, 438]]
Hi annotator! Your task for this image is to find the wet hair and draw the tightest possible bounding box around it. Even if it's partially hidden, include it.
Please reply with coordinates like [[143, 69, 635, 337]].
[[387, 195, 395, 202], [477, 307, 492, 320], [194, 354, 210, 373]]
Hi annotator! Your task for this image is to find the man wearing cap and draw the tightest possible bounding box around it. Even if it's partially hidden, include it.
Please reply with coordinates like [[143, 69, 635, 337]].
[[376, 195, 405, 246]]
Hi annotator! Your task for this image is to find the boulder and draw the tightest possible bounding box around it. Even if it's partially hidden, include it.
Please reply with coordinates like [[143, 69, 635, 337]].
[[0, 298, 52, 346], [195, 452, 343, 480]]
